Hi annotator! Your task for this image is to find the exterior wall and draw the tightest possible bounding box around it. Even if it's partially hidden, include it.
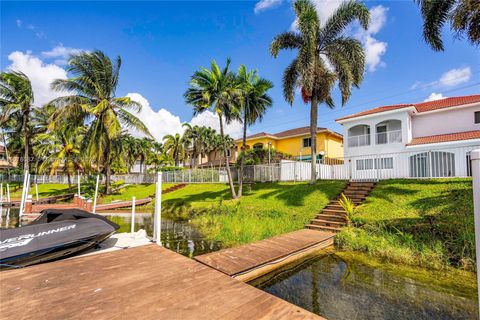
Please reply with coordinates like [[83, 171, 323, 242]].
[[342, 109, 412, 157], [236, 133, 344, 159], [412, 104, 480, 138]]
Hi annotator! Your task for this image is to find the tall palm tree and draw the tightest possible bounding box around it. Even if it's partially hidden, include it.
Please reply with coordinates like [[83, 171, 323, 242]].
[[182, 123, 201, 168], [270, 0, 369, 184], [0, 71, 34, 172], [184, 59, 240, 198], [50, 50, 151, 194], [416, 0, 480, 51], [163, 133, 185, 166], [236, 65, 273, 197]]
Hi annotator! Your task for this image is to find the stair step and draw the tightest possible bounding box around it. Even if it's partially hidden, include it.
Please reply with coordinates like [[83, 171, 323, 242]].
[[315, 214, 347, 221], [310, 218, 345, 226], [306, 224, 342, 232], [325, 204, 344, 210], [322, 208, 346, 214]]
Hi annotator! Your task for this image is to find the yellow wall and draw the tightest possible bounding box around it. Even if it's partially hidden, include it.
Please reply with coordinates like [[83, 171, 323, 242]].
[[236, 132, 344, 159]]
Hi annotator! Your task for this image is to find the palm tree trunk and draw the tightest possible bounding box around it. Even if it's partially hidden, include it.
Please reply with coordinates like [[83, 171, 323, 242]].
[[104, 141, 112, 194], [238, 111, 248, 197], [67, 172, 72, 188], [218, 114, 237, 199], [22, 108, 30, 172], [1, 127, 11, 179], [310, 96, 318, 184]]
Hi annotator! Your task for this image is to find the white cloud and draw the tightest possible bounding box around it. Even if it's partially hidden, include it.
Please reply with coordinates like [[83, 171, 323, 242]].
[[356, 5, 388, 72], [424, 92, 446, 102], [126, 93, 185, 141], [190, 111, 243, 139], [254, 0, 282, 13], [6, 51, 68, 107], [438, 67, 471, 87], [127, 93, 243, 142], [412, 66, 472, 90], [42, 44, 84, 65], [290, 2, 388, 72], [16, 19, 22, 27]]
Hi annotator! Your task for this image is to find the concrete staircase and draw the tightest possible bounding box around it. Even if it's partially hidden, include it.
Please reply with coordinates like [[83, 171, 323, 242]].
[[306, 181, 376, 232]]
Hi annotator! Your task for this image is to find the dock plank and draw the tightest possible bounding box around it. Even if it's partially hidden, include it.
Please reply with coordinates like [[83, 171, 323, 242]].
[[195, 229, 334, 276], [0, 245, 323, 320]]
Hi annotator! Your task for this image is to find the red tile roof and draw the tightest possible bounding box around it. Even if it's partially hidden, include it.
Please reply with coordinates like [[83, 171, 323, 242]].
[[407, 130, 480, 146], [238, 127, 342, 142], [337, 94, 480, 121]]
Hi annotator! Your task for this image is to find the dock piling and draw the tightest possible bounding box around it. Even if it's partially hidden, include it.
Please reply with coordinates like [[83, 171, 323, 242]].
[[154, 172, 162, 246], [131, 196, 136, 236]]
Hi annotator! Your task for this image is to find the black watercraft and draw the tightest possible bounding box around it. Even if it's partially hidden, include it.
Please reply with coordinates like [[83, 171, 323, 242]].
[[0, 209, 119, 269]]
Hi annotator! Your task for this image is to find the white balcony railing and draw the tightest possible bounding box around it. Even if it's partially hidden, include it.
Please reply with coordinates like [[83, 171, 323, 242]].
[[348, 134, 371, 147], [376, 130, 402, 145]]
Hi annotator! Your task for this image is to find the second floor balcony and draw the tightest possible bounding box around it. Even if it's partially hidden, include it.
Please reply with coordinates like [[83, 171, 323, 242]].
[[347, 120, 403, 148]]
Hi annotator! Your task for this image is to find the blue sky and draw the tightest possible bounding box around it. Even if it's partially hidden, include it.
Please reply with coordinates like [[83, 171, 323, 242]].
[[1, 0, 479, 140]]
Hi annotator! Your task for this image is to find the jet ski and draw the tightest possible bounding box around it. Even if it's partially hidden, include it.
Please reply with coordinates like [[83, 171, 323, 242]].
[[0, 209, 119, 269]]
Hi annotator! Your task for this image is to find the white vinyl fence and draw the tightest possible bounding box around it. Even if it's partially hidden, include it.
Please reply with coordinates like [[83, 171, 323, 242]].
[[1, 145, 476, 184]]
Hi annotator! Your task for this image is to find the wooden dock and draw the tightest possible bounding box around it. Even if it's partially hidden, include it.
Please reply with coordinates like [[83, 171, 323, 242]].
[[0, 245, 322, 320], [195, 229, 334, 282]]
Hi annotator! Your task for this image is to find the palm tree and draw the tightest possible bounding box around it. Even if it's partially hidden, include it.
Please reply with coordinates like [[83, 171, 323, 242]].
[[163, 133, 185, 166], [34, 125, 85, 187], [184, 59, 240, 198], [50, 50, 151, 194], [236, 65, 273, 197], [416, 0, 480, 51], [0, 71, 34, 172], [270, 0, 369, 184], [182, 123, 201, 168]]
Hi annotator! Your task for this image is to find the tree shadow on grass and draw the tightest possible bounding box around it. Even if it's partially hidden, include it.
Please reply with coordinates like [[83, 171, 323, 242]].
[[256, 181, 346, 207]]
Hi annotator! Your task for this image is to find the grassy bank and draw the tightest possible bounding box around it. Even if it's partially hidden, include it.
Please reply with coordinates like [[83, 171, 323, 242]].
[[162, 181, 345, 246], [335, 178, 475, 271], [8, 183, 73, 199]]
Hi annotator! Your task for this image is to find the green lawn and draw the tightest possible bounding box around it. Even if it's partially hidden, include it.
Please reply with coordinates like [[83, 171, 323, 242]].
[[336, 178, 475, 271], [161, 181, 345, 246], [7, 183, 74, 199], [99, 183, 174, 205]]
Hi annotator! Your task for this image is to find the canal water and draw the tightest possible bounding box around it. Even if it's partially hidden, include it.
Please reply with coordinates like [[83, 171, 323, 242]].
[[252, 253, 478, 320], [0, 208, 221, 258]]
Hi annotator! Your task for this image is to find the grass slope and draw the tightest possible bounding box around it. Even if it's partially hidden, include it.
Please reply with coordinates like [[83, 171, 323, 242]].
[[8, 183, 73, 199], [336, 178, 474, 271], [161, 181, 345, 246]]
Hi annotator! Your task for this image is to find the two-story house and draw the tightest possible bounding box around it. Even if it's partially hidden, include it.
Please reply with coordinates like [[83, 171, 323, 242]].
[[336, 94, 480, 179], [0, 145, 18, 171], [235, 126, 344, 161]]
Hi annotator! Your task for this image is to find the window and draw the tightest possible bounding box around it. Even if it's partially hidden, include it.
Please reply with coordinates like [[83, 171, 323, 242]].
[[409, 151, 455, 177], [356, 159, 373, 170], [226, 149, 231, 157], [253, 143, 263, 150], [303, 138, 312, 148], [475, 111, 480, 124], [356, 157, 393, 170]]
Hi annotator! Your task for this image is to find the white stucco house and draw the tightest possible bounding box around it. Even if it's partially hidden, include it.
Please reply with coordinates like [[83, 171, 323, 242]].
[[335, 94, 480, 180]]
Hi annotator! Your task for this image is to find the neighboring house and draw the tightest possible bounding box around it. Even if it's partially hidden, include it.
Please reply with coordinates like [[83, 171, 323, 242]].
[[183, 147, 237, 168], [235, 126, 344, 161], [0, 145, 18, 170], [336, 94, 480, 179]]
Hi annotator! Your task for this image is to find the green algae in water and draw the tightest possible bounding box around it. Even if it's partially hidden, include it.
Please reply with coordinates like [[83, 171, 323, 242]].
[[252, 251, 478, 320]]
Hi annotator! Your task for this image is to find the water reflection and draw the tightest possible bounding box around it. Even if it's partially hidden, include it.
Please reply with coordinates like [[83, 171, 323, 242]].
[[1, 208, 221, 258], [253, 254, 478, 320]]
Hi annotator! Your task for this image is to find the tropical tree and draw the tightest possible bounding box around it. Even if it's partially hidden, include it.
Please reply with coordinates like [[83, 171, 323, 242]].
[[184, 59, 240, 198], [0, 71, 34, 172], [34, 125, 85, 187], [163, 133, 185, 166], [270, 0, 369, 183], [416, 0, 480, 51], [236, 65, 273, 197], [182, 123, 201, 168], [50, 50, 151, 194]]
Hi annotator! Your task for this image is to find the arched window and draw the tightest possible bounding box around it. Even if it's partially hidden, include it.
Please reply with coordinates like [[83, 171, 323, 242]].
[[409, 151, 455, 177], [253, 143, 263, 150], [348, 125, 370, 147], [375, 120, 402, 144]]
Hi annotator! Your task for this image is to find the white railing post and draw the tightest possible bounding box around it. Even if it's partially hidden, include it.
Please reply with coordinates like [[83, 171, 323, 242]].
[[131, 196, 136, 237], [0, 183, 3, 206], [19, 171, 29, 219], [77, 174, 81, 198], [93, 175, 99, 214], [35, 183, 39, 202], [6, 184, 10, 202], [154, 171, 162, 246], [470, 149, 480, 312]]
